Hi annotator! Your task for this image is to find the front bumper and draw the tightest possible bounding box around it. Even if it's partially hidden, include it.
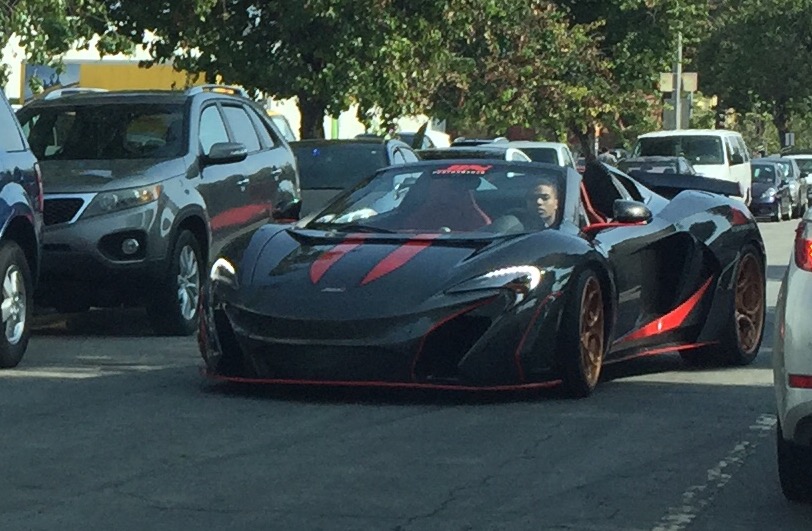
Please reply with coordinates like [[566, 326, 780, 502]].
[[199, 289, 565, 388], [37, 199, 167, 305]]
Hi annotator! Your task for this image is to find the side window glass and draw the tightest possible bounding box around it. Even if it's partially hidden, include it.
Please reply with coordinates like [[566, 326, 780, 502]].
[[199, 106, 229, 155], [246, 108, 275, 148], [0, 100, 25, 152], [222, 105, 262, 153], [736, 137, 750, 161], [391, 149, 407, 165]]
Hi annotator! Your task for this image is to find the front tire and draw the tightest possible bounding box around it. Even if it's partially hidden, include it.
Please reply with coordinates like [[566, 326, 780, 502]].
[[147, 230, 202, 336], [0, 241, 33, 368], [558, 270, 606, 398], [778, 422, 812, 503]]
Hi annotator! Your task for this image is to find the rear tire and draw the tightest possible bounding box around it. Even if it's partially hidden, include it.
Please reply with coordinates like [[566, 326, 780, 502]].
[[719, 244, 765, 365], [778, 422, 812, 503], [558, 269, 606, 398], [147, 230, 202, 336], [0, 241, 33, 368]]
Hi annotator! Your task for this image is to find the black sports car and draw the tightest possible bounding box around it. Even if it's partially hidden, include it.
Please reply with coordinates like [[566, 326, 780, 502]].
[[199, 160, 766, 397]]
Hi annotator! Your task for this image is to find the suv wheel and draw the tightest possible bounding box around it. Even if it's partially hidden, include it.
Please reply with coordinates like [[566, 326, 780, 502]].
[[147, 230, 202, 336], [0, 241, 33, 368]]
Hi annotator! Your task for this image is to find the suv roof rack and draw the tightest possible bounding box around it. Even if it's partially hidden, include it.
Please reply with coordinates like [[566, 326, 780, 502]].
[[185, 84, 249, 98], [41, 87, 109, 100]]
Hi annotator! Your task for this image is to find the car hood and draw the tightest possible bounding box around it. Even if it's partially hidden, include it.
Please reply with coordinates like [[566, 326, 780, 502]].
[[752, 182, 776, 196], [39, 158, 188, 193], [231, 228, 568, 320]]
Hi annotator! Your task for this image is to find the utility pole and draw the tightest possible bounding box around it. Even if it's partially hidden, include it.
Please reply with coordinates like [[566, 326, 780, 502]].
[[674, 31, 683, 130]]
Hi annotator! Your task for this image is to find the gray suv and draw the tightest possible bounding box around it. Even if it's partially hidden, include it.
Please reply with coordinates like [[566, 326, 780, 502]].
[[16, 85, 301, 335]]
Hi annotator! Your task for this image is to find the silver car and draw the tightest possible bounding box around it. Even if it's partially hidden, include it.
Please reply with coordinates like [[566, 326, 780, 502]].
[[774, 208, 812, 501]]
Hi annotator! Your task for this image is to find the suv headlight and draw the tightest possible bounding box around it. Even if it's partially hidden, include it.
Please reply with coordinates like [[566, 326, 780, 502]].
[[447, 266, 543, 304], [761, 187, 776, 199], [83, 185, 163, 218]]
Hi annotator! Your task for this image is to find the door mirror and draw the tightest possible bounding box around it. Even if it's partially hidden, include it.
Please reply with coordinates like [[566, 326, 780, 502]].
[[273, 198, 302, 221], [730, 153, 744, 165], [203, 142, 248, 165], [613, 199, 652, 224]]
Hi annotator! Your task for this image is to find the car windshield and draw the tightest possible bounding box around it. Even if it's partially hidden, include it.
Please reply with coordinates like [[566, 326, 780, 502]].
[[752, 165, 778, 184], [292, 142, 388, 189], [304, 162, 565, 235], [618, 160, 678, 174], [519, 147, 558, 164], [635, 135, 724, 165], [19, 103, 185, 161], [791, 157, 812, 173]]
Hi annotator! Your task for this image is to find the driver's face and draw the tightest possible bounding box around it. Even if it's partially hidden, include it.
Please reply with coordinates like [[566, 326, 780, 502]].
[[527, 183, 558, 225]]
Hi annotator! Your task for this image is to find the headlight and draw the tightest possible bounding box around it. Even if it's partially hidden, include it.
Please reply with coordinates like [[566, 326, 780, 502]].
[[83, 185, 163, 218], [447, 265, 543, 304], [761, 187, 777, 199], [210, 257, 238, 288]]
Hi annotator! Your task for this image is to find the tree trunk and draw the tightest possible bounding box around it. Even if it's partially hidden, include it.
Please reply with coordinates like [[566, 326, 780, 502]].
[[299, 95, 326, 139], [571, 125, 595, 161], [773, 100, 790, 150]]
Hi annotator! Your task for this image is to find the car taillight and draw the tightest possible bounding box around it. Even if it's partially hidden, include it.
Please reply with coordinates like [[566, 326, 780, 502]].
[[795, 221, 812, 271], [34, 162, 44, 212]]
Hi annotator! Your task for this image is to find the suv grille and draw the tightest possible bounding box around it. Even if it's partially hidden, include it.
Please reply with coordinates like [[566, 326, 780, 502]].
[[44, 198, 85, 225]]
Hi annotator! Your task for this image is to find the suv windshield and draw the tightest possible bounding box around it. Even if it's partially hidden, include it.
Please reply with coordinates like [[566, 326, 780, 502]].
[[19, 103, 185, 161], [292, 142, 388, 189], [519, 147, 558, 164], [752, 164, 778, 184], [305, 162, 565, 235], [635, 135, 724, 165]]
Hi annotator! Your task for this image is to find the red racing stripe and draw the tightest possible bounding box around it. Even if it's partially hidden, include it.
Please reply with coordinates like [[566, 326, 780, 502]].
[[361, 234, 441, 285], [309, 235, 368, 284], [615, 276, 714, 343]]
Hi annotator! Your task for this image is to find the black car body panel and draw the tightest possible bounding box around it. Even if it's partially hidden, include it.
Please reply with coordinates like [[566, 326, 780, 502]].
[[199, 160, 763, 389]]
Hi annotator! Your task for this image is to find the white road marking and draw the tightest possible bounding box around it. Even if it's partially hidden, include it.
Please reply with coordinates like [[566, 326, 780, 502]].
[[651, 413, 777, 531]]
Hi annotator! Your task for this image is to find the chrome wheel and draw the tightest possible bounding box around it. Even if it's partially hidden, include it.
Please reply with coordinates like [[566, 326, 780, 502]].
[[176, 244, 200, 321], [1, 264, 26, 345], [734, 253, 764, 355], [579, 276, 605, 388]]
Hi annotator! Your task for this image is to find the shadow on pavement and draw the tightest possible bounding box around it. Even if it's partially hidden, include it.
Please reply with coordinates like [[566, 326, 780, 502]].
[[32, 307, 157, 337]]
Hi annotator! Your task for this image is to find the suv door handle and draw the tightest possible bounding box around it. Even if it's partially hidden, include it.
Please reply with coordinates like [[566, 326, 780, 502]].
[[271, 168, 283, 177], [236, 178, 250, 186]]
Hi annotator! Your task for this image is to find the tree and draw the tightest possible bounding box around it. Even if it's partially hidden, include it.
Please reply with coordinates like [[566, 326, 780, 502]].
[[697, 0, 812, 147]]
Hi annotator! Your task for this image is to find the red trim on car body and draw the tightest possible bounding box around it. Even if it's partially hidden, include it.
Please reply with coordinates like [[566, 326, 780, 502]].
[[512, 291, 562, 382], [203, 367, 562, 392], [309, 235, 369, 284], [614, 276, 714, 344], [789, 374, 812, 389], [605, 341, 718, 365], [361, 233, 441, 285]]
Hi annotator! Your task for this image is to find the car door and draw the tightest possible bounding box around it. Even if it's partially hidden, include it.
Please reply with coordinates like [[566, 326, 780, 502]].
[[246, 106, 300, 221], [0, 97, 39, 220], [196, 103, 249, 254], [220, 103, 277, 229]]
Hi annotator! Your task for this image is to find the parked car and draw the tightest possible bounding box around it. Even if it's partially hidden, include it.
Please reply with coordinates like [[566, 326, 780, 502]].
[[292, 138, 418, 217], [266, 110, 297, 143], [617, 156, 699, 176], [783, 153, 812, 203], [503, 141, 577, 169], [417, 145, 531, 162], [763, 156, 807, 216], [0, 90, 43, 368], [16, 84, 300, 335], [200, 159, 764, 395], [749, 160, 793, 221], [774, 209, 812, 501], [633, 129, 752, 204]]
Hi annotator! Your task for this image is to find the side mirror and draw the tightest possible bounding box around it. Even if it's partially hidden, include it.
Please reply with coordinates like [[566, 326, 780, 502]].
[[613, 199, 652, 224], [203, 142, 248, 165], [730, 153, 744, 165], [273, 198, 302, 221]]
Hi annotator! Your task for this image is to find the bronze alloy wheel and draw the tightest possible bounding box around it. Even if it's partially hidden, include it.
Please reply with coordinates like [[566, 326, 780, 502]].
[[734, 253, 765, 355], [579, 276, 605, 388]]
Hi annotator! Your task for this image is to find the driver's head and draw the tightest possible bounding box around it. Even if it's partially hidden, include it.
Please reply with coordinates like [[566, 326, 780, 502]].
[[525, 177, 559, 227]]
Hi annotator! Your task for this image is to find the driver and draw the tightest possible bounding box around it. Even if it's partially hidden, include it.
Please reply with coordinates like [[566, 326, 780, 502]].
[[521, 177, 559, 229]]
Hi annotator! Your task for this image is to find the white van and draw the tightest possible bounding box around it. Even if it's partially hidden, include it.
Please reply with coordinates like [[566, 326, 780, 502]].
[[632, 129, 753, 203]]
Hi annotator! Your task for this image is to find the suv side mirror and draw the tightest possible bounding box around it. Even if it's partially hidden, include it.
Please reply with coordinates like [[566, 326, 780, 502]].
[[273, 198, 302, 221], [203, 142, 248, 165], [730, 153, 744, 165], [613, 199, 652, 224]]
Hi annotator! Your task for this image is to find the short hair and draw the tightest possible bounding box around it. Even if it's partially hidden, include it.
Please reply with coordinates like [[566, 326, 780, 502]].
[[526, 176, 559, 197]]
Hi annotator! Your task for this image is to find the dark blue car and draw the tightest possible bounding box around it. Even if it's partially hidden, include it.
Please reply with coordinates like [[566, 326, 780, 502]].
[[0, 91, 43, 368]]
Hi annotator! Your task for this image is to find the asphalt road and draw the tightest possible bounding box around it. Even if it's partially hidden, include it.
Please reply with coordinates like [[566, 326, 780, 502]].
[[1, 218, 808, 531]]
